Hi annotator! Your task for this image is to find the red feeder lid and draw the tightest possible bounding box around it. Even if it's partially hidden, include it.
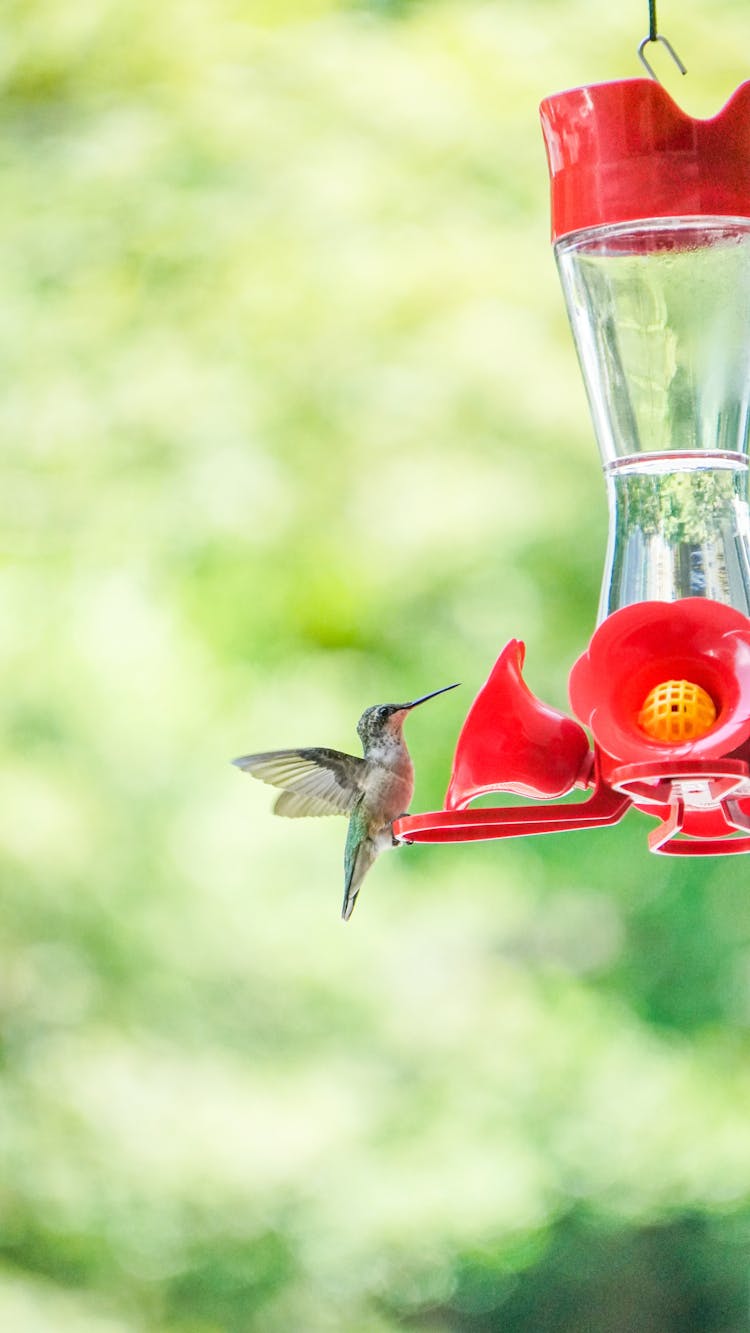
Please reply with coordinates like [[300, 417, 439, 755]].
[[540, 79, 750, 242]]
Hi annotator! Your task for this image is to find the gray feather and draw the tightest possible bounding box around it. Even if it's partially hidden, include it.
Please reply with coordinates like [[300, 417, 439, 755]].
[[232, 747, 367, 817]]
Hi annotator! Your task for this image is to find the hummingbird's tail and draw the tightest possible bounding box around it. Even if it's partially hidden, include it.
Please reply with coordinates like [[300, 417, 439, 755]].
[[342, 818, 380, 921]]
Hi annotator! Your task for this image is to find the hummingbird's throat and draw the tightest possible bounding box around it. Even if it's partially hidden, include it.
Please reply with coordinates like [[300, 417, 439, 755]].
[[366, 730, 409, 766]]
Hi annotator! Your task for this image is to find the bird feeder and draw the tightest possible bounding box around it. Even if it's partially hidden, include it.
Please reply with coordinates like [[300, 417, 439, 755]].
[[395, 76, 750, 855]]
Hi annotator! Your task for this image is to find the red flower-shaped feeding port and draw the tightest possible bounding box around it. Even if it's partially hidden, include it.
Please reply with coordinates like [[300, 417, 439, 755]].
[[569, 598, 750, 769], [394, 600, 750, 855], [446, 639, 592, 808], [569, 599, 750, 852]]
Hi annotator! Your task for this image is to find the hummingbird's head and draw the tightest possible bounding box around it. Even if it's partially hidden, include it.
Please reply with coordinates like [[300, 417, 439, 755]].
[[356, 683, 459, 747]]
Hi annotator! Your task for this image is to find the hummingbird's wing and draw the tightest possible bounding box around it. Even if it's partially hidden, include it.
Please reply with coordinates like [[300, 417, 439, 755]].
[[232, 747, 367, 818]]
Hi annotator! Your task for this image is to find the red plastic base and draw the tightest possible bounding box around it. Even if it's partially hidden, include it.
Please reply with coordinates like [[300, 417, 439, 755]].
[[397, 608, 750, 857], [395, 760, 750, 856], [395, 780, 628, 845]]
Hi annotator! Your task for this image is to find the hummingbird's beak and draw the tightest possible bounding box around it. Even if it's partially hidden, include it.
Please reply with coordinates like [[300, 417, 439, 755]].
[[403, 682, 460, 710]]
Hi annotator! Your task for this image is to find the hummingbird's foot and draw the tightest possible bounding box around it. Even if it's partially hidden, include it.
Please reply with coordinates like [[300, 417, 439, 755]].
[[393, 815, 412, 846]]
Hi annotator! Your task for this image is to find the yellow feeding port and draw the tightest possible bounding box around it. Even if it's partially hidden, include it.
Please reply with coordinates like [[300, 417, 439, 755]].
[[638, 679, 717, 742]]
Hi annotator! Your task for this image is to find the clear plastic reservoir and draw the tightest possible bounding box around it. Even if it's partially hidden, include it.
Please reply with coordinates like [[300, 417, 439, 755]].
[[555, 218, 750, 619]]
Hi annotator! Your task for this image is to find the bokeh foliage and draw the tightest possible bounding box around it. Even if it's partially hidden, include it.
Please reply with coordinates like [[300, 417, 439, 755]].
[[4, 1, 750, 1329]]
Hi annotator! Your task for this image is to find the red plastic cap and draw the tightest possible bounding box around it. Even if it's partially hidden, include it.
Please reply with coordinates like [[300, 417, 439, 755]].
[[540, 79, 750, 242]]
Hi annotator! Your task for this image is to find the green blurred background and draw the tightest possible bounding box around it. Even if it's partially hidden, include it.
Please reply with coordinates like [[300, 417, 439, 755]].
[[5, 0, 750, 1328]]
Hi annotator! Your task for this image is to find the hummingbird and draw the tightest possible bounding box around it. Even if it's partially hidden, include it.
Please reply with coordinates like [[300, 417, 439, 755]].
[[233, 683, 459, 920]]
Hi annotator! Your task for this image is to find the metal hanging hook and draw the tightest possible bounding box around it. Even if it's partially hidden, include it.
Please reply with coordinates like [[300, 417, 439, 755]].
[[638, 0, 687, 80]]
